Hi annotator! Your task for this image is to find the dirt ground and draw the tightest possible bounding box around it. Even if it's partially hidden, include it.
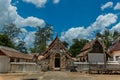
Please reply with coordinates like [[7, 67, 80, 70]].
[[0, 71, 120, 80]]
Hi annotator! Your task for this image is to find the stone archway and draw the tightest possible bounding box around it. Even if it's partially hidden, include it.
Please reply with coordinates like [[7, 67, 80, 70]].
[[55, 53, 60, 68]]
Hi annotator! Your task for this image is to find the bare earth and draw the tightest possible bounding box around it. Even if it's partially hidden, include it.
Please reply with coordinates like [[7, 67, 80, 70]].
[[0, 71, 120, 80]]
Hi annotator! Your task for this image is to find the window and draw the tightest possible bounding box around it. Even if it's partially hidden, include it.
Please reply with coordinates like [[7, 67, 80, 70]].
[[10, 58, 14, 62]]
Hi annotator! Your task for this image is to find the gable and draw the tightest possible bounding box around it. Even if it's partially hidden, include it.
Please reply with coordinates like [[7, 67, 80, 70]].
[[90, 41, 104, 53], [50, 39, 66, 53], [40, 36, 72, 60]]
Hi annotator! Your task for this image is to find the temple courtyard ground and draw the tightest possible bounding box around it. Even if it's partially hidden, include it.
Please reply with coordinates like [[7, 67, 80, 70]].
[[0, 71, 120, 80]]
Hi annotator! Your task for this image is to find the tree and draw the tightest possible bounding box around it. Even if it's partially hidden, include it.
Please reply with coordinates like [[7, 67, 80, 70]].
[[1, 23, 28, 53], [0, 34, 15, 48], [69, 39, 89, 57], [2, 23, 21, 42], [16, 41, 28, 53], [62, 41, 69, 48], [96, 30, 120, 49], [112, 31, 120, 41], [30, 23, 53, 53]]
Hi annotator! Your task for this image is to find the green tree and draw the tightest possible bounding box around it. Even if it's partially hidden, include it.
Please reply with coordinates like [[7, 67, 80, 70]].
[[30, 23, 53, 53], [0, 34, 15, 48], [112, 31, 120, 41], [16, 41, 28, 53], [62, 41, 69, 48], [96, 30, 120, 49], [1, 23, 28, 53], [69, 39, 89, 57], [2, 23, 21, 42]]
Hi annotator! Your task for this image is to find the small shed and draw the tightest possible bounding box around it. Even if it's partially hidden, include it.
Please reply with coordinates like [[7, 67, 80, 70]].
[[77, 38, 110, 62], [0, 46, 33, 73], [37, 36, 73, 71]]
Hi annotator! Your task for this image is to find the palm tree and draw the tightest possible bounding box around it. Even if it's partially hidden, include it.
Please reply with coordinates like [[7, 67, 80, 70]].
[[96, 30, 120, 49], [112, 31, 120, 41]]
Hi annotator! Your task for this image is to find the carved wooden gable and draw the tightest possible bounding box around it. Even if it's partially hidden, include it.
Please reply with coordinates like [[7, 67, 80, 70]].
[[38, 36, 73, 71]]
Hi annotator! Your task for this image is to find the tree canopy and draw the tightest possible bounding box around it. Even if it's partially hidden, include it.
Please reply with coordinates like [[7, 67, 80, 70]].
[[30, 23, 53, 53], [69, 39, 89, 57], [96, 30, 120, 49], [0, 34, 15, 48], [1, 23, 28, 53], [2, 23, 21, 42]]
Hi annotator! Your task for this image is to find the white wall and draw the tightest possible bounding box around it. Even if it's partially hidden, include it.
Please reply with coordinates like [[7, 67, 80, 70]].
[[0, 56, 10, 73], [10, 62, 41, 72], [109, 51, 120, 62]]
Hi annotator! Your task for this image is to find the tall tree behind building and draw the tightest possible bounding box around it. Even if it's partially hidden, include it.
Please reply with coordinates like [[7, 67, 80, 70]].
[[69, 39, 89, 57], [1, 23, 28, 53], [62, 41, 69, 48], [0, 34, 15, 48], [30, 23, 53, 53], [2, 23, 21, 42], [96, 30, 120, 49]]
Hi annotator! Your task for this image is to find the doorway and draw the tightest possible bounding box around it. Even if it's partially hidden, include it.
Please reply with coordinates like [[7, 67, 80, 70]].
[[55, 53, 60, 68]]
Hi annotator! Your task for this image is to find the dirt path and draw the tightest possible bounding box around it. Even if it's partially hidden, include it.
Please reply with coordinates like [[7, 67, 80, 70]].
[[0, 71, 120, 80]]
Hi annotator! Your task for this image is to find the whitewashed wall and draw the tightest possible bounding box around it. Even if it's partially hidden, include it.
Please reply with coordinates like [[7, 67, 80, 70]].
[[0, 56, 10, 73], [74, 62, 89, 72], [10, 62, 41, 72]]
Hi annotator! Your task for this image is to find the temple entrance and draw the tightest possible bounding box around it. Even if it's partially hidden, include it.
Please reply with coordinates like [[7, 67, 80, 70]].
[[55, 53, 60, 68], [55, 58, 60, 67]]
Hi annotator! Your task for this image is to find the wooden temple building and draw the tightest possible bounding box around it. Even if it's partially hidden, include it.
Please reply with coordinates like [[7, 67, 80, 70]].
[[77, 38, 110, 62], [37, 36, 73, 71]]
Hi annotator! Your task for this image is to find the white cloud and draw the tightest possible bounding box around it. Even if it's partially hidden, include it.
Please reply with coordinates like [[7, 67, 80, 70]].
[[60, 27, 88, 44], [110, 23, 120, 32], [101, 2, 113, 10], [23, 0, 47, 8], [21, 28, 28, 33], [61, 13, 117, 45], [0, 0, 46, 49], [114, 2, 120, 10], [53, 0, 60, 4], [12, 0, 19, 6], [16, 16, 45, 28], [88, 13, 117, 32], [24, 32, 35, 48], [0, 0, 45, 29]]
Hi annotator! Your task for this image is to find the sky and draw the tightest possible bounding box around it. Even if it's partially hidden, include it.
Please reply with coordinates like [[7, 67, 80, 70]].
[[0, 0, 120, 48]]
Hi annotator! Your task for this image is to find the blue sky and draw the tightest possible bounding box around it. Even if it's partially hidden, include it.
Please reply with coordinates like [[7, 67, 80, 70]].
[[12, 0, 120, 33], [12, 0, 104, 32], [0, 0, 120, 47]]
